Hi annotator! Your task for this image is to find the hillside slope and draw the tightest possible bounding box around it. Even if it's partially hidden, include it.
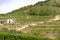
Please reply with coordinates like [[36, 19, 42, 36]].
[[0, 0, 60, 39]]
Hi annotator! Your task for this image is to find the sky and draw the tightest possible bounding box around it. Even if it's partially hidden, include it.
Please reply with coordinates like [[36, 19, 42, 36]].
[[0, 0, 45, 14]]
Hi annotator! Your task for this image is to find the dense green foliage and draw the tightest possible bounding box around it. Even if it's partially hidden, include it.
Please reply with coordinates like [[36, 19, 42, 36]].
[[0, 31, 56, 40]]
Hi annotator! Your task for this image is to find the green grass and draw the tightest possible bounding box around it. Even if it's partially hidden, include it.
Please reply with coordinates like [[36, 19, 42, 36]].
[[0, 30, 57, 40]]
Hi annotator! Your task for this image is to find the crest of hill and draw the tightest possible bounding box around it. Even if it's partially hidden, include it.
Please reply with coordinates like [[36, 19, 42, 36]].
[[0, 0, 60, 17], [35, 0, 60, 6]]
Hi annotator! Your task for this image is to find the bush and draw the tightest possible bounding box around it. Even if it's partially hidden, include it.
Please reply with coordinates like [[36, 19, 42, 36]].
[[28, 7, 50, 16], [0, 31, 53, 40]]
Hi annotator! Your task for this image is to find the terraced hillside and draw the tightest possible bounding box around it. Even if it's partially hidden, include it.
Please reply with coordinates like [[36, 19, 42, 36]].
[[0, 0, 60, 40]]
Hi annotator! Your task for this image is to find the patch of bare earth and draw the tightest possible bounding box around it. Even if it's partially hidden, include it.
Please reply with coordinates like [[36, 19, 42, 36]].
[[44, 33, 58, 39], [50, 15, 60, 21], [16, 25, 29, 31], [16, 21, 44, 31]]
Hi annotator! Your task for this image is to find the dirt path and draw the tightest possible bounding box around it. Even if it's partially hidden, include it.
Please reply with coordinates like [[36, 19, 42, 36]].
[[50, 15, 60, 21], [44, 33, 58, 39], [16, 21, 45, 31], [16, 25, 29, 31]]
